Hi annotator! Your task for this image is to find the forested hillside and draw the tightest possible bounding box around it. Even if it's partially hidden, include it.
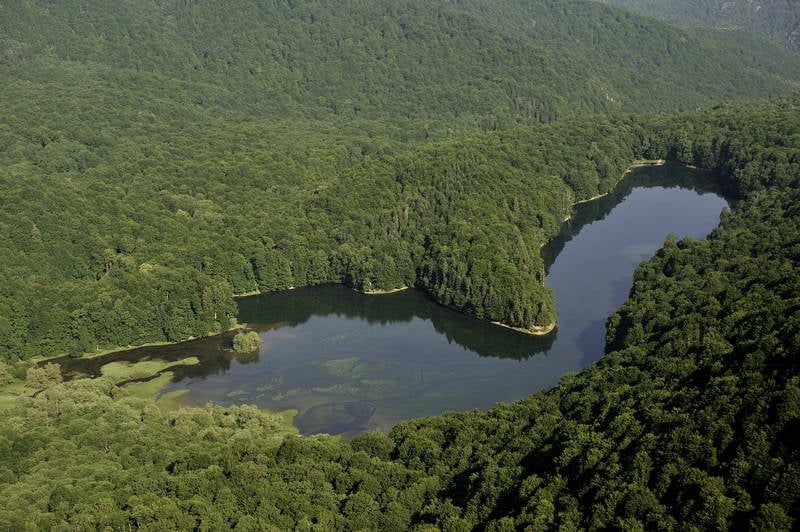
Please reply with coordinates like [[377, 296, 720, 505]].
[[3, 0, 800, 360], [1, 99, 798, 530], [3, 0, 799, 126], [603, 0, 800, 52], [2, 2, 800, 527]]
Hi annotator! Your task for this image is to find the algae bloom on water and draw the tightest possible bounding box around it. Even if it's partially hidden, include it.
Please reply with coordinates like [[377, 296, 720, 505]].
[[232, 331, 263, 353]]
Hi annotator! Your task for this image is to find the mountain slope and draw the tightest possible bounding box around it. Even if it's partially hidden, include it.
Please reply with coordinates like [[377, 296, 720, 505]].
[[601, 0, 800, 52], [2, 0, 800, 360], [1, 99, 798, 530], [2, 0, 800, 133]]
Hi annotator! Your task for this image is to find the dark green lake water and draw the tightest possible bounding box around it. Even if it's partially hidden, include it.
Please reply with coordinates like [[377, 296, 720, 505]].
[[54, 166, 729, 437]]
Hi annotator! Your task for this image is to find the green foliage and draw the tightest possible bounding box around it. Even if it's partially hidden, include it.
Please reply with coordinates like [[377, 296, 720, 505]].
[[374, 102, 800, 528], [1, 3, 800, 527], [25, 363, 62, 391], [232, 331, 263, 354], [3, 95, 800, 358], [0, 362, 15, 386], [602, 0, 800, 52], [1, 99, 799, 529], [2, 0, 800, 360]]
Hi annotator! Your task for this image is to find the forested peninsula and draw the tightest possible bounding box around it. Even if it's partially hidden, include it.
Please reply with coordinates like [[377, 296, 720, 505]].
[[2, 100, 796, 359], [2, 0, 800, 529], [1, 97, 799, 530], [4, 0, 800, 360]]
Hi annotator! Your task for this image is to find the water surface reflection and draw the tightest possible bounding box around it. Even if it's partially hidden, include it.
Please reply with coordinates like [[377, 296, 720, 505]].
[[51, 166, 729, 437]]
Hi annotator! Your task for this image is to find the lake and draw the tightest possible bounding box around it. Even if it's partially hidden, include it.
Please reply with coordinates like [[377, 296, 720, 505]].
[[53, 165, 730, 437]]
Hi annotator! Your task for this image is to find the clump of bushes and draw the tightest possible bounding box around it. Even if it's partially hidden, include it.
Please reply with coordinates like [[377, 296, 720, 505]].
[[232, 331, 263, 353]]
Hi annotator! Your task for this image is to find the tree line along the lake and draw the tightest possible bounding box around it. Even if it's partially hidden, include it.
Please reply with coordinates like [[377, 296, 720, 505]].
[[4, 0, 800, 363], [0, 97, 798, 530], [2, 98, 798, 362], [2, 1, 800, 526]]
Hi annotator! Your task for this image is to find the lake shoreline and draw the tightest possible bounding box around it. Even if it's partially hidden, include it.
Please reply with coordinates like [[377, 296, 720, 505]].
[[31, 320, 245, 367], [562, 160, 666, 221], [490, 320, 557, 337], [353, 286, 411, 295], [351, 283, 557, 337], [30, 160, 703, 377], [562, 160, 698, 222], [7, 167, 729, 438], [31, 284, 416, 371]]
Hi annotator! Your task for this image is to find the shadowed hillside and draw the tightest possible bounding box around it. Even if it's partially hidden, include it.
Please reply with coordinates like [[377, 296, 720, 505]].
[[602, 0, 800, 51]]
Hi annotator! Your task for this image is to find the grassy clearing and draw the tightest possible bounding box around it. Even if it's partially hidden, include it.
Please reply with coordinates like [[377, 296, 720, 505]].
[[100, 357, 200, 382], [158, 389, 191, 410], [122, 372, 178, 401], [121, 372, 191, 410], [123, 371, 195, 410], [120, 372, 300, 436]]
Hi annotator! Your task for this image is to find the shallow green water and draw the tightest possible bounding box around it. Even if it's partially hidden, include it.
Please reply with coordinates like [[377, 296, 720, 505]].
[[54, 166, 729, 437]]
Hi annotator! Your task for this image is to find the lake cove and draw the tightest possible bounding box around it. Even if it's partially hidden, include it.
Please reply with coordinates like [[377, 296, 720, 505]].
[[52, 166, 729, 438]]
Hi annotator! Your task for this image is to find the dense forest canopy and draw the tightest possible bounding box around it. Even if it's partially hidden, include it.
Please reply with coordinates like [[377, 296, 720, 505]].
[[3, 0, 800, 360], [1, 0, 800, 528], [3, 0, 800, 124], [602, 0, 800, 52], [1, 99, 798, 529]]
